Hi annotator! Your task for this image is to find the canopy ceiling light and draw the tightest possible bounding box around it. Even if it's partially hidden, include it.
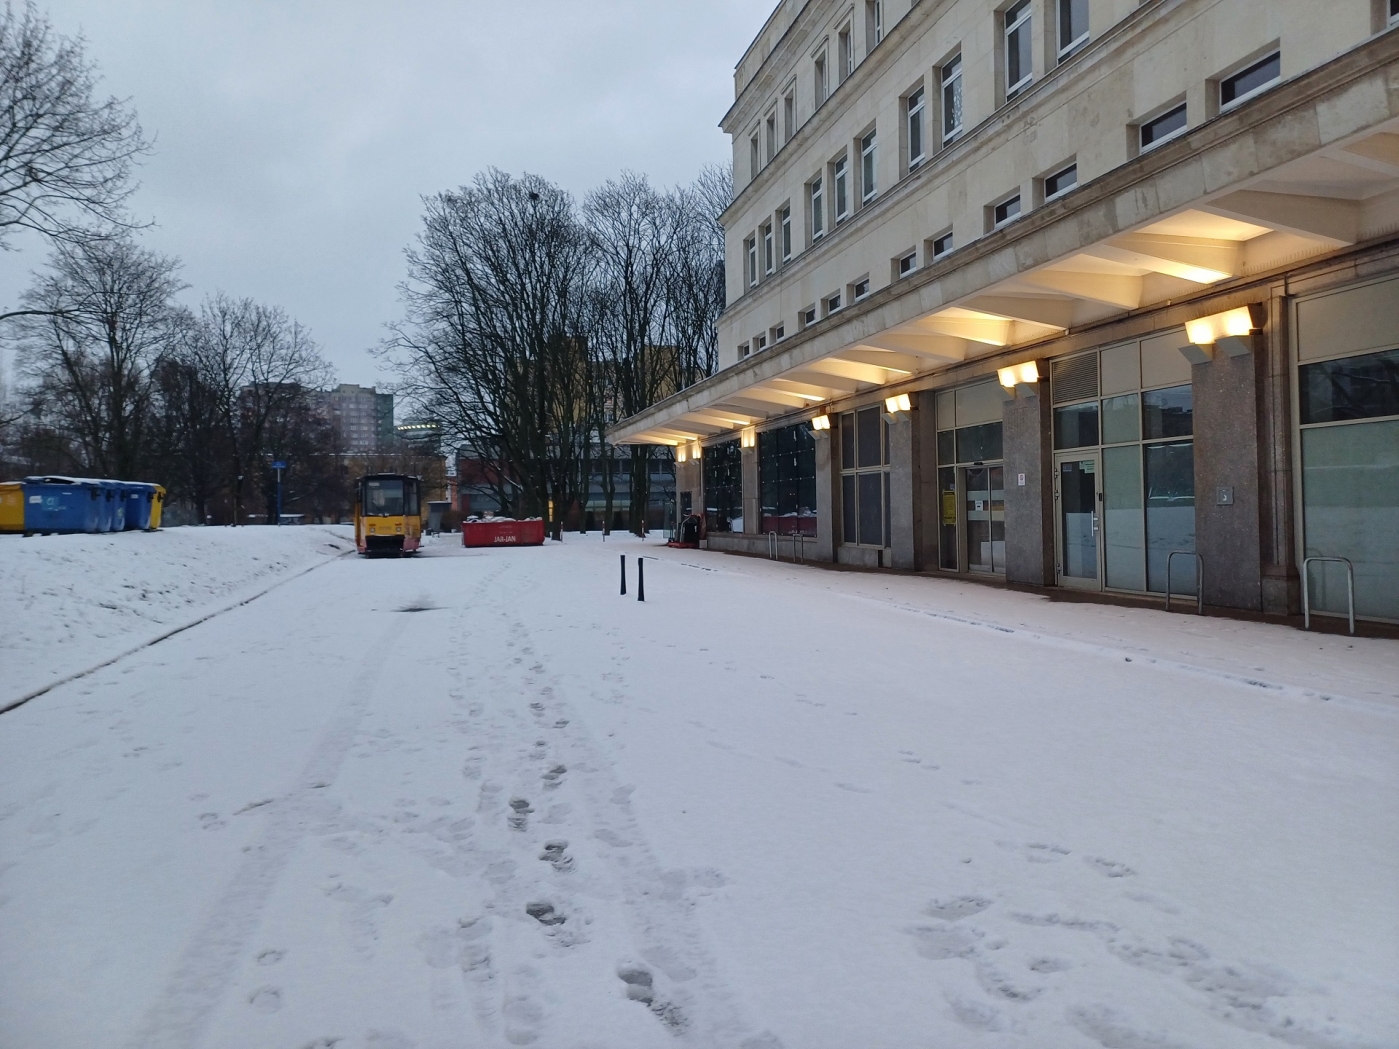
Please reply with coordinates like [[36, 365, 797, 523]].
[[997, 361, 1041, 397], [810, 414, 831, 431], [884, 393, 912, 414], [1180, 306, 1259, 362], [740, 426, 757, 449]]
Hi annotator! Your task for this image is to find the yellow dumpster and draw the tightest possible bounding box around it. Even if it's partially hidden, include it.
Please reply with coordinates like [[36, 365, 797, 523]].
[[149, 484, 166, 530], [0, 481, 24, 533]]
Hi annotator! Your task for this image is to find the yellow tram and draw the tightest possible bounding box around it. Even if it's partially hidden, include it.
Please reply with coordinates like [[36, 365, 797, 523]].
[[354, 473, 423, 556]]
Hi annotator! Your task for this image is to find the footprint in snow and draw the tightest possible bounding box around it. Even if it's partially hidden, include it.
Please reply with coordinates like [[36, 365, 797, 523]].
[[507, 798, 532, 831], [256, 948, 285, 966], [541, 765, 566, 790], [248, 985, 282, 1013], [1085, 856, 1136, 878], [539, 840, 573, 873], [925, 895, 993, 921]]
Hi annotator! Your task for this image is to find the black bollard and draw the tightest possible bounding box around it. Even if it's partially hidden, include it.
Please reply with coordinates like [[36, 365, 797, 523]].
[[620, 554, 626, 595], [637, 556, 645, 602]]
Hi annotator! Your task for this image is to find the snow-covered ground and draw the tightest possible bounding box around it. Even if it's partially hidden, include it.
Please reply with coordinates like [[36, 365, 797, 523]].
[[0, 531, 1395, 1049], [0, 525, 355, 702]]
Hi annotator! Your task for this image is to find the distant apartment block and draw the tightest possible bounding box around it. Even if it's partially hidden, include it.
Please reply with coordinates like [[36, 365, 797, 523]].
[[323, 384, 395, 453]]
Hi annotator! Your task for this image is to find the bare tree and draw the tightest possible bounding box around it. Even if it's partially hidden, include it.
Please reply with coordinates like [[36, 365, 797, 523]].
[[385, 169, 591, 536], [663, 164, 729, 391], [0, 2, 148, 321], [182, 293, 333, 523], [586, 172, 687, 534], [14, 235, 183, 478]]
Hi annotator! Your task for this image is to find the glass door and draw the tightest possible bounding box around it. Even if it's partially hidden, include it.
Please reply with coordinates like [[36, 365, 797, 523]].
[[1055, 452, 1101, 588], [964, 465, 1005, 573]]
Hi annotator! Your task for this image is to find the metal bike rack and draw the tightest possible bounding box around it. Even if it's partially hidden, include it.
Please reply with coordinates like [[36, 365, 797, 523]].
[[767, 531, 778, 559], [1301, 555, 1356, 636], [792, 533, 807, 563], [1164, 551, 1204, 615]]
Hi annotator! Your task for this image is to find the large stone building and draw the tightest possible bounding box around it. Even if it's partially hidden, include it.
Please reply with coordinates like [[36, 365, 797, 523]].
[[612, 0, 1399, 626]]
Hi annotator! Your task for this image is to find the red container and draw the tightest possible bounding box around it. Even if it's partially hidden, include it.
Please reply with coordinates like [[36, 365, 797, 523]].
[[462, 518, 547, 548]]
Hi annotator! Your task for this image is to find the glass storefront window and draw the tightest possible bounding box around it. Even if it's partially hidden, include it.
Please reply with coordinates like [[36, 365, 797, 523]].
[[938, 466, 957, 570], [1054, 402, 1099, 448], [1145, 440, 1196, 593], [1101, 393, 1140, 445], [1102, 445, 1145, 591], [758, 424, 818, 536], [955, 421, 1003, 463], [702, 439, 743, 533], [840, 408, 889, 547], [1300, 347, 1399, 424], [935, 381, 1005, 574], [1143, 385, 1193, 439]]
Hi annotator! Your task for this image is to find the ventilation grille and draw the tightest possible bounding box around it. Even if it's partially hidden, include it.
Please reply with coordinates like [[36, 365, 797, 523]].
[[1052, 353, 1099, 404]]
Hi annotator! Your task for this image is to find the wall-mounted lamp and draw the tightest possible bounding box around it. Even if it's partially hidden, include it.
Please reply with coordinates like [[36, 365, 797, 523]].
[[996, 361, 1040, 398], [1180, 306, 1259, 363], [883, 393, 912, 414], [739, 426, 757, 449], [810, 414, 831, 432], [689, 441, 702, 461], [675, 445, 687, 463]]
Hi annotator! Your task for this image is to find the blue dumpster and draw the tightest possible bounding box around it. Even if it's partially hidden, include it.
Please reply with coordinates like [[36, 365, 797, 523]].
[[101, 480, 126, 532], [122, 482, 158, 530], [20, 477, 102, 533]]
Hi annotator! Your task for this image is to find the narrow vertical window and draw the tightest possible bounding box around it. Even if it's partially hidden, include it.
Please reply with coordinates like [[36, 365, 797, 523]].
[[766, 112, 777, 161], [839, 25, 852, 82], [907, 87, 925, 168], [763, 223, 775, 275], [746, 236, 758, 288], [750, 134, 760, 177], [941, 55, 963, 142], [783, 90, 796, 142], [866, 0, 884, 51], [810, 177, 824, 239], [814, 51, 828, 106], [780, 205, 792, 261], [1057, 0, 1089, 60], [1005, 0, 1033, 98], [835, 156, 848, 221], [860, 131, 877, 203]]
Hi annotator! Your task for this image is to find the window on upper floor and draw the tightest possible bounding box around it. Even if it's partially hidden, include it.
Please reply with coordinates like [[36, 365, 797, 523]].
[[1392, 0, 1399, 25], [739, 341, 751, 359], [780, 205, 792, 261], [897, 249, 918, 277], [907, 87, 926, 169], [839, 24, 853, 82], [1057, 0, 1089, 61], [1005, 0, 1033, 99], [866, 0, 884, 52], [762, 222, 775, 275], [931, 231, 954, 259], [1044, 163, 1077, 201], [766, 110, 778, 162], [754, 333, 768, 353], [750, 134, 760, 178], [772, 322, 786, 342], [746, 235, 758, 288], [834, 156, 849, 221], [860, 131, 877, 203], [853, 277, 871, 300], [810, 176, 825, 240], [801, 305, 818, 328], [941, 55, 963, 143], [1139, 103, 1187, 151], [814, 49, 829, 107], [825, 291, 843, 315], [992, 193, 1022, 229], [783, 88, 796, 142], [1220, 52, 1280, 111]]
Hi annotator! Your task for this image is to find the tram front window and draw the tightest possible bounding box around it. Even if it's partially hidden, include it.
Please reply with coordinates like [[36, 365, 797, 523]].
[[364, 479, 405, 516]]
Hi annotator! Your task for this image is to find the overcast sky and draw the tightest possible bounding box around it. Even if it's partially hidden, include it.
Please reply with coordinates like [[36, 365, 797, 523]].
[[1, 0, 765, 391]]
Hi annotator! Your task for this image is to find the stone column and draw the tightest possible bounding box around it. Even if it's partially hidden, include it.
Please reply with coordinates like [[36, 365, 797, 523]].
[[741, 444, 759, 534], [1257, 287, 1299, 615], [814, 429, 837, 563], [1002, 380, 1053, 586], [1194, 344, 1263, 611], [888, 405, 920, 570]]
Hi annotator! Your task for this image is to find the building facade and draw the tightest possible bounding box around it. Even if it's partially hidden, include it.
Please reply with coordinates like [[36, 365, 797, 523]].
[[323, 384, 396, 454], [611, 0, 1399, 624]]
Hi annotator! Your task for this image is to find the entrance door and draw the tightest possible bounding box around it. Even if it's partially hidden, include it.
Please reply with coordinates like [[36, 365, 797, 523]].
[[964, 465, 1005, 573], [1055, 453, 1101, 588]]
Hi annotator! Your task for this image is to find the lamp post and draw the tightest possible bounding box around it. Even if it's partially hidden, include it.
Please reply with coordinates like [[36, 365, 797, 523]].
[[272, 460, 286, 524]]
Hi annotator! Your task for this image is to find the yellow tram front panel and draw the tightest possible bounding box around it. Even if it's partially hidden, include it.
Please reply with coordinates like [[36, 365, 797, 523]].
[[355, 474, 423, 556]]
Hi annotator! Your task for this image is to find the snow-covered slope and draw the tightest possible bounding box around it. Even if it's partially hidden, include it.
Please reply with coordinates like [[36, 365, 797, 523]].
[[0, 525, 355, 702]]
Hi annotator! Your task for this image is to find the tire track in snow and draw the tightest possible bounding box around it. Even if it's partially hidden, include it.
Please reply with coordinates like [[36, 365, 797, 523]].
[[122, 611, 413, 1049]]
